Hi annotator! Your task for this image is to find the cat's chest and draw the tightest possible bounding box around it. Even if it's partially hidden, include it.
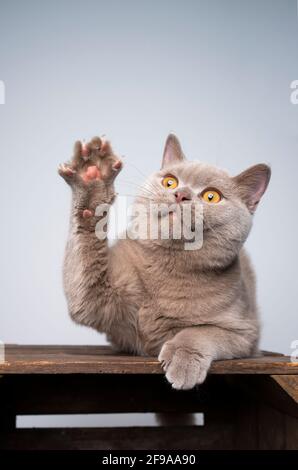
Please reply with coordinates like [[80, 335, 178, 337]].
[[136, 267, 216, 354], [134, 257, 240, 355], [140, 265, 217, 319]]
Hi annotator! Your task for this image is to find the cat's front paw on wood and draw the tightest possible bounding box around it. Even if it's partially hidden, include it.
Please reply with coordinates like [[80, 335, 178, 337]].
[[58, 136, 122, 186], [158, 341, 212, 390]]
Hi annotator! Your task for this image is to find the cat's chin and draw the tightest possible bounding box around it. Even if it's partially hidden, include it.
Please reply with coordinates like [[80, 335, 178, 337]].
[[137, 235, 242, 271], [138, 237, 200, 252]]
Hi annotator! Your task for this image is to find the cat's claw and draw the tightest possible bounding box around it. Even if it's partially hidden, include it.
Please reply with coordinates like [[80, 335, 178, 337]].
[[58, 164, 77, 180], [112, 160, 122, 171], [158, 342, 212, 390]]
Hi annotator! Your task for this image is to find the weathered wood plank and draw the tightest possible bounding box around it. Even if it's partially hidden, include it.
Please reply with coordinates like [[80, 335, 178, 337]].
[[0, 425, 235, 450], [285, 414, 298, 450], [0, 371, 297, 450], [226, 375, 298, 420], [232, 396, 258, 450], [0, 345, 297, 375], [257, 403, 286, 450], [271, 375, 298, 404]]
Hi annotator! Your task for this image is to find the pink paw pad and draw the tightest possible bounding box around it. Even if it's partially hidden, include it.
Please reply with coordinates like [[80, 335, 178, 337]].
[[82, 165, 101, 182], [82, 209, 93, 219]]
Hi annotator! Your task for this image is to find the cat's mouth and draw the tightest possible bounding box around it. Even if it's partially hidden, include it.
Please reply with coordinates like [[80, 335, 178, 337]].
[[156, 208, 200, 231]]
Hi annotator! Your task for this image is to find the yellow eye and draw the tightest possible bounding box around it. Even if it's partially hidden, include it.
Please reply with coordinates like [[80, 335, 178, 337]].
[[202, 188, 222, 204], [162, 175, 178, 189]]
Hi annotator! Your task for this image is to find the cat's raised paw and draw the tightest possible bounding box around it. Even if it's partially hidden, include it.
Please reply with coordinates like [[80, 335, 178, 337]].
[[58, 136, 123, 187], [158, 342, 212, 390]]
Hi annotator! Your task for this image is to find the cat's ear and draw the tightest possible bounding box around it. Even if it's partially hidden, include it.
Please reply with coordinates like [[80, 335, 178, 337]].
[[233, 164, 271, 213], [161, 134, 185, 169]]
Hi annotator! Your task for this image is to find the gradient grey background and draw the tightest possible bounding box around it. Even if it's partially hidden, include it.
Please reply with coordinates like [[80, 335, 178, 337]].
[[0, 0, 297, 361]]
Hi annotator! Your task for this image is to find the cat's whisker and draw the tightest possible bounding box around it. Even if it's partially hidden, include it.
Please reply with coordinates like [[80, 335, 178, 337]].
[[136, 180, 159, 196], [124, 161, 149, 179], [118, 178, 155, 194], [117, 192, 146, 199], [117, 193, 155, 202], [143, 180, 160, 194], [118, 181, 159, 199], [117, 175, 166, 201]]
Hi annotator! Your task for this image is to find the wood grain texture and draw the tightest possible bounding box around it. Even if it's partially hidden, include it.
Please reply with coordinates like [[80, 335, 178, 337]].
[[0, 345, 297, 375], [257, 403, 286, 450], [285, 414, 298, 450], [226, 375, 298, 420], [271, 375, 298, 404]]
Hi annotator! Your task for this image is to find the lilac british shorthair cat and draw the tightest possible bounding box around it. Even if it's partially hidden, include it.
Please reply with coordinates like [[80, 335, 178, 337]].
[[58, 134, 270, 389]]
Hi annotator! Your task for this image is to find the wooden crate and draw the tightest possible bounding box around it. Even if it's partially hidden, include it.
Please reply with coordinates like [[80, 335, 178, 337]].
[[0, 345, 297, 450]]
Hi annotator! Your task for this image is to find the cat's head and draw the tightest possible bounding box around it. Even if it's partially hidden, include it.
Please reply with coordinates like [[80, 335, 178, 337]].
[[134, 134, 271, 267]]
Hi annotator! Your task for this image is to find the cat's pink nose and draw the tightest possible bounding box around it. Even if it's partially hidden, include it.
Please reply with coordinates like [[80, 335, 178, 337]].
[[174, 191, 191, 203]]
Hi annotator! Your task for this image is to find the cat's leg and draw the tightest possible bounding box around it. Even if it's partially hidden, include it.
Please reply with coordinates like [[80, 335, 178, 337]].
[[58, 137, 124, 332], [158, 324, 258, 390]]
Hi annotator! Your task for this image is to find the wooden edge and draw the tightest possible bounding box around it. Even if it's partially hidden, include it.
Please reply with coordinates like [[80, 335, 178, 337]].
[[0, 357, 297, 375], [271, 375, 298, 404], [226, 375, 298, 420], [0, 346, 297, 375]]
